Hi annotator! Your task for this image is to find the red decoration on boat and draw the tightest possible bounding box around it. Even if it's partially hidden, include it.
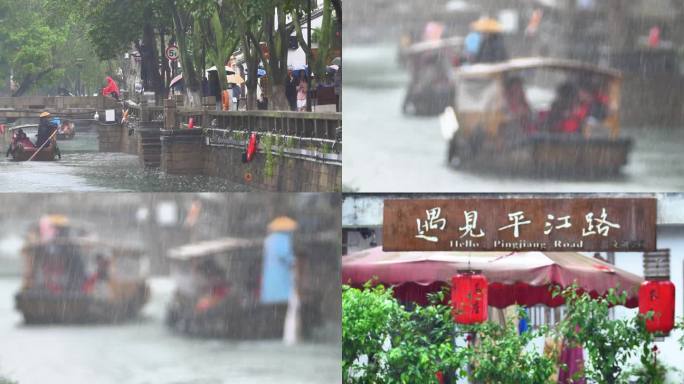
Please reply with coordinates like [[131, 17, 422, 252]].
[[451, 273, 488, 324], [639, 280, 675, 334]]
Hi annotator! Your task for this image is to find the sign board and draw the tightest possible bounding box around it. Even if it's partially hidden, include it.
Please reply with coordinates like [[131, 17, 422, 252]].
[[105, 109, 116, 122], [165, 45, 180, 61], [383, 198, 657, 252]]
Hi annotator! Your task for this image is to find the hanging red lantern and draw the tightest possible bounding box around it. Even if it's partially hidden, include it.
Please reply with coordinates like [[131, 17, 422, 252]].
[[638, 280, 675, 334], [451, 273, 488, 324]]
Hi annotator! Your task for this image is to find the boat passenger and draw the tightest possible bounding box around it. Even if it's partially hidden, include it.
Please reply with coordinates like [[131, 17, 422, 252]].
[[578, 77, 609, 124], [6, 129, 35, 157], [82, 254, 110, 297], [195, 258, 230, 313], [503, 76, 533, 133], [543, 83, 584, 134]]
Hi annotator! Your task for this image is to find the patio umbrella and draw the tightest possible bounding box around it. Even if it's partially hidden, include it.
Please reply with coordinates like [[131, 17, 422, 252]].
[[291, 64, 309, 79], [206, 66, 235, 75], [342, 247, 642, 308]]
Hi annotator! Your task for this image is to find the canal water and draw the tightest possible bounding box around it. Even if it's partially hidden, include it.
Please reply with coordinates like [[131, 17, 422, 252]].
[[0, 132, 250, 192], [342, 43, 684, 192], [0, 277, 341, 384]]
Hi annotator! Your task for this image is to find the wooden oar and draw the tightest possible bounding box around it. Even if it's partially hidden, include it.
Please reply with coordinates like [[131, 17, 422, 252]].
[[28, 129, 58, 161]]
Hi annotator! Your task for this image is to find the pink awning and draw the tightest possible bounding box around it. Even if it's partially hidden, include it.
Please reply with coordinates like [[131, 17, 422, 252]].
[[342, 247, 642, 308]]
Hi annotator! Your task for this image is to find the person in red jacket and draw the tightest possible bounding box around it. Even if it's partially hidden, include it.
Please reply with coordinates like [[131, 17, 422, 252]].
[[545, 82, 584, 134], [102, 76, 120, 101]]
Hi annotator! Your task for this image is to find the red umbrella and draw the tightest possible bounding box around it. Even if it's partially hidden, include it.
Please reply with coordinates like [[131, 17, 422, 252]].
[[342, 247, 642, 308]]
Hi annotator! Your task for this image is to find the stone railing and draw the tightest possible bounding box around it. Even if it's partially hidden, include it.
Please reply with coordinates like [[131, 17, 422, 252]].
[[0, 95, 119, 111], [123, 100, 342, 191]]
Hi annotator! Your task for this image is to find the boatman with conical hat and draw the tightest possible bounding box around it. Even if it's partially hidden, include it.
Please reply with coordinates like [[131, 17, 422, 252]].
[[36, 111, 60, 159], [260, 216, 300, 345]]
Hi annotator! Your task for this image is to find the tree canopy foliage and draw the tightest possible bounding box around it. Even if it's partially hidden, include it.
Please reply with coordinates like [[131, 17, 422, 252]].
[[0, 0, 108, 96], [0, 0, 340, 109]]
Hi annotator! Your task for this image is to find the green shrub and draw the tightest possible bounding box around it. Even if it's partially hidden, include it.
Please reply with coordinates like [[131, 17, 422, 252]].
[[343, 282, 669, 384], [553, 285, 655, 384], [342, 284, 467, 383], [462, 309, 557, 384]]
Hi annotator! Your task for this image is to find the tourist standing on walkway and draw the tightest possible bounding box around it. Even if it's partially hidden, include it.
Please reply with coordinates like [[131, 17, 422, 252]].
[[286, 67, 298, 111], [296, 72, 308, 112]]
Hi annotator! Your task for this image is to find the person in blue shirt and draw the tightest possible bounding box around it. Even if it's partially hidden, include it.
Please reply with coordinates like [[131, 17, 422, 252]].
[[260, 216, 300, 344], [260, 220, 297, 304]]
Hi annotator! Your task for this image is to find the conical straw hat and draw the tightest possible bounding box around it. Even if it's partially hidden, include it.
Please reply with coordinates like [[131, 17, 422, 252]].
[[42, 214, 69, 226], [268, 216, 298, 232], [470, 17, 503, 33]]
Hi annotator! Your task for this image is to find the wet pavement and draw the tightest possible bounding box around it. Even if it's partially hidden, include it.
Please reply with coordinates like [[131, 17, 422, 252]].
[[0, 277, 341, 384], [342, 44, 684, 192], [0, 132, 251, 192]]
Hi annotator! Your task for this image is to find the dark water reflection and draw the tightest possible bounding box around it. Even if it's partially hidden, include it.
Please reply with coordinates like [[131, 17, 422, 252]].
[[0, 133, 250, 192]]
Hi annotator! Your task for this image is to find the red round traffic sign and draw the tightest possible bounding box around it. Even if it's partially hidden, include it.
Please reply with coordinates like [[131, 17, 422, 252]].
[[165, 45, 179, 61]]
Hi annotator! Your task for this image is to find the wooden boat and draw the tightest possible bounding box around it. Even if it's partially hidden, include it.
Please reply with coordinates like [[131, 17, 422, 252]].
[[14, 215, 150, 324], [401, 36, 462, 116], [446, 57, 632, 177], [165, 237, 287, 339], [6, 125, 58, 162]]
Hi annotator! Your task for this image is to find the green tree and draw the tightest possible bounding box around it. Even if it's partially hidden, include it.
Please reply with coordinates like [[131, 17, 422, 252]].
[[342, 284, 468, 383], [77, 0, 168, 100], [292, 0, 338, 81], [189, 1, 240, 100], [0, 0, 68, 96], [227, 0, 263, 110]]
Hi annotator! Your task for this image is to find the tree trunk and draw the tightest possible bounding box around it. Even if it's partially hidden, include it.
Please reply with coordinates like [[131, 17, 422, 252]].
[[142, 8, 163, 103], [169, 0, 201, 108], [242, 36, 259, 110], [159, 29, 170, 99], [12, 67, 58, 97], [184, 88, 202, 108], [260, 7, 290, 111], [270, 84, 290, 111]]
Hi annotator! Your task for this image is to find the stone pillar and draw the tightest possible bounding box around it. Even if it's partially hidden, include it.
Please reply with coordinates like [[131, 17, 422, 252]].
[[97, 122, 123, 152], [202, 96, 216, 128], [160, 129, 205, 175], [164, 98, 176, 130], [140, 106, 150, 123]]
